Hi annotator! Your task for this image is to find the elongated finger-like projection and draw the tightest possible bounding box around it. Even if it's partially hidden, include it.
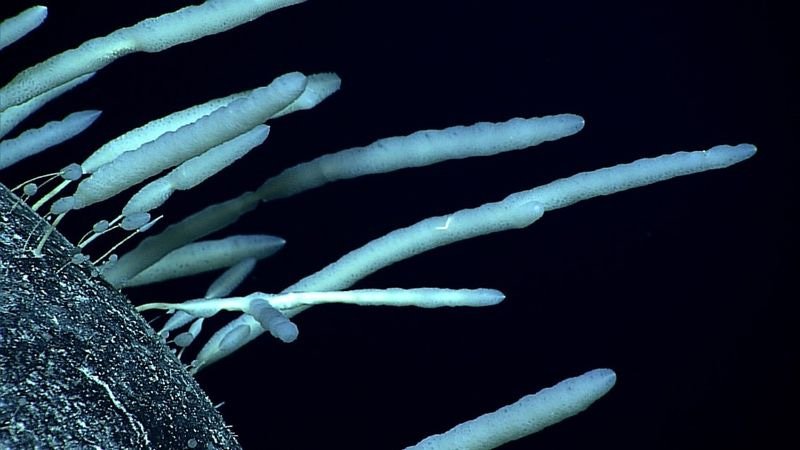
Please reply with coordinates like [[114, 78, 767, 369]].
[[194, 143, 755, 370], [256, 114, 584, 202], [138, 287, 505, 316], [121, 125, 269, 217], [0, 5, 47, 51], [62, 72, 306, 211], [126, 234, 285, 287], [405, 368, 617, 450], [0, 110, 101, 170], [0, 0, 306, 111]]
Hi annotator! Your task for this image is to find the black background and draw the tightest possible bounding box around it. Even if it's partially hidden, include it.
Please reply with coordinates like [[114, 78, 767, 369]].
[[1, 1, 797, 449]]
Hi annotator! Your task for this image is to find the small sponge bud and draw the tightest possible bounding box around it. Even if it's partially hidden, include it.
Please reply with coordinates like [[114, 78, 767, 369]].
[[23, 183, 38, 196], [60, 163, 83, 180], [93, 220, 110, 233], [71, 252, 90, 264], [121, 212, 151, 230], [50, 196, 75, 214]]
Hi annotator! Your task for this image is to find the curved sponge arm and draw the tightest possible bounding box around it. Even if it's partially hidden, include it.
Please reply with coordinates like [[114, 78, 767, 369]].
[[193, 143, 755, 370], [405, 368, 617, 449], [121, 125, 269, 217], [0, 0, 306, 111], [255, 114, 584, 202], [126, 234, 285, 287], [66, 72, 306, 211], [0, 5, 47, 51]]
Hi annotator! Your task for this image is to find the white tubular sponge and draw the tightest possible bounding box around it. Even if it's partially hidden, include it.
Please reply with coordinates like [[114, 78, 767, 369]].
[[79, 72, 336, 177], [0, 110, 101, 170], [0, 73, 95, 140], [173, 318, 204, 348], [81, 92, 247, 176], [271, 72, 342, 118], [507, 144, 757, 211], [38, 71, 337, 205], [153, 254, 256, 336], [137, 254, 258, 337], [126, 234, 285, 286], [205, 257, 258, 299], [105, 190, 262, 287], [68, 72, 306, 210], [255, 114, 584, 202], [122, 124, 269, 216], [406, 368, 617, 450], [193, 143, 755, 370], [0, 6, 47, 51], [121, 0, 306, 53], [284, 198, 545, 293], [137, 296, 250, 317], [0, 0, 306, 111], [269, 287, 504, 309], [190, 200, 542, 369], [139, 288, 504, 315], [139, 295, 298, 343], [185, 287, 504, 371]]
